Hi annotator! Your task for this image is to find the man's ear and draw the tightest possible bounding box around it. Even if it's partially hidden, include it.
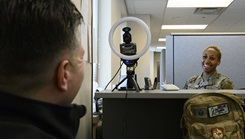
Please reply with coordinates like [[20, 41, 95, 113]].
[[56, 60, 70, 92]]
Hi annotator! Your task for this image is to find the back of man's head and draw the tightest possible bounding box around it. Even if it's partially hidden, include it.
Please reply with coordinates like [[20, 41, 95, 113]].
[[0, 0, 83, 93]]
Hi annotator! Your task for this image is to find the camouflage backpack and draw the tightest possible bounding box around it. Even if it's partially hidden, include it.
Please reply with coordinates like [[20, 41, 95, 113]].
[[181, 92, 245, 139]]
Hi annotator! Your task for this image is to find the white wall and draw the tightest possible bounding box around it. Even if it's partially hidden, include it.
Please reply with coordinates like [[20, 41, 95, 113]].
[[98, 0, 127, 89], [110, 0, 128, 88], [97, 1, 152, 90], [72, 0, 92, 139], [97, 0, 112, 89]]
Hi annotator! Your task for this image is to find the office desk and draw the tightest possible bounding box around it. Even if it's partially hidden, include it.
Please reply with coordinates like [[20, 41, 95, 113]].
[[95, 90, 245, 139]]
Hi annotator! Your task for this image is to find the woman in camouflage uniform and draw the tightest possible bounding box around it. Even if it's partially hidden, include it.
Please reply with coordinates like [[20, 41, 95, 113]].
[[183, 46, 234, 89]]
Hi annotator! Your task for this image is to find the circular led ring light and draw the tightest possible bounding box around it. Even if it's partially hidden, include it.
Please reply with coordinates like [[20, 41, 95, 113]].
[[109, 17, 151, 60]]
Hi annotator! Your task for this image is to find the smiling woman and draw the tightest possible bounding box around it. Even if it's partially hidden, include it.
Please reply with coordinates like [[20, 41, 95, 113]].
[[201, 46, 221, 77], [183, 46, 234, 90], [164, 33, 245, 90]]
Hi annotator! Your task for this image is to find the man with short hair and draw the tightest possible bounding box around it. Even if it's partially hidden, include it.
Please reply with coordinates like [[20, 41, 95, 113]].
[[0, 0, 86, 138]]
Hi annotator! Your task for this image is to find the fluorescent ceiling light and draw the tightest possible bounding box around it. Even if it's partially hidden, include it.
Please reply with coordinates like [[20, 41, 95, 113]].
[[167, 0, 234, 8], [161, 25, 208, 30], [158, 38, 166, 42]]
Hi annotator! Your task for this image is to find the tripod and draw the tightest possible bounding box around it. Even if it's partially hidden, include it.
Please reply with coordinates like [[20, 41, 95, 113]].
[[112, 65, 141, 92]]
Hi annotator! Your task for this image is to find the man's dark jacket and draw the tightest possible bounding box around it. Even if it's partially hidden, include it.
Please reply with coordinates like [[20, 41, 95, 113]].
[[0, 90, 86, 139]]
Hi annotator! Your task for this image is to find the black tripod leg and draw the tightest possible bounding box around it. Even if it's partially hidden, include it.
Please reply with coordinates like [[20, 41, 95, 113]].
[[129, 77, 140, 92], [112, 77, 127, 92]]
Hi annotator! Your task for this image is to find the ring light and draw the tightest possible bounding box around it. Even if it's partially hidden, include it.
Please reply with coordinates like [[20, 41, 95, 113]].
[[109, 16, 151, 60]]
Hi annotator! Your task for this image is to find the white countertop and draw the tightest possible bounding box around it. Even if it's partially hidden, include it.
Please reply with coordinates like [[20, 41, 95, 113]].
[[95, 89, 245, 99]]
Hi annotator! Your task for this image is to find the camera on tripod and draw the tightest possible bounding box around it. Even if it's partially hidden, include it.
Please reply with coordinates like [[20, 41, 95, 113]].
[[120, 27, 138, 67], [120, 27, 137, 55], [111, 26, 141, 92]]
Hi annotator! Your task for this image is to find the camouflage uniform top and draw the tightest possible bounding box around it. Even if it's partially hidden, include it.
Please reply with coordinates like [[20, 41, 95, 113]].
[[183, 71, 234, 89]]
